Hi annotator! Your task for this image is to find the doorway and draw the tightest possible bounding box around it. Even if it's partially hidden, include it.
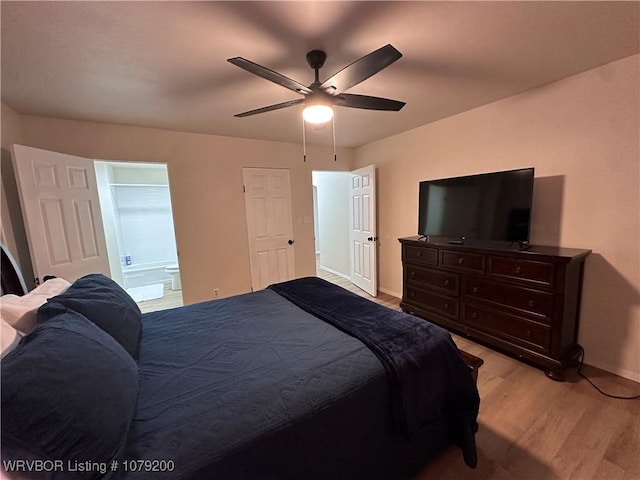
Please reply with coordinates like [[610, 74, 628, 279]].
[[94, 161, 183, 312], [312, 171, 351, 280], [11, 145, 182, 312], [312, 166, 378, 297]]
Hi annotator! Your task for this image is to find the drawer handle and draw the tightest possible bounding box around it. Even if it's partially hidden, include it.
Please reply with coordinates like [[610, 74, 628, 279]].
[[471, 311, 478, 319], [457, 257, 465, 265], [443, 303, 450, 309], [525, 330, 532, 338], [417, 251, 423, 257], [410, 271, 416, 277], [528, 300, 536, 307], [443, 279, 449, 286], [410, 292, 416, 297], [472, 286, 479, 293], [515, 265, 522, 274]]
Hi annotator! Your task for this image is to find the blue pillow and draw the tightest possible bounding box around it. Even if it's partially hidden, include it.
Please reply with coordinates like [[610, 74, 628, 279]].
[[1, 308, 139, 478], [40, 273, 142, 358]]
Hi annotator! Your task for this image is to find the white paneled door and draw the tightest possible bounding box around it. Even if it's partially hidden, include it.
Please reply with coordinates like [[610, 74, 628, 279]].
[[350, 165, 377, 297], [11, 145, 111, 284], [243, 168, 295, 291]]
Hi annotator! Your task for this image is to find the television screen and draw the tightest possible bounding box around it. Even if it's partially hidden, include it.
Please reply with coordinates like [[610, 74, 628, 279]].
[[418, 168, 534, 243]]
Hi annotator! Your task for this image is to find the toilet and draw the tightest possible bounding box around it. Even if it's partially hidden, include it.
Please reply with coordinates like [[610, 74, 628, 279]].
[[165, 264, 181, 290]]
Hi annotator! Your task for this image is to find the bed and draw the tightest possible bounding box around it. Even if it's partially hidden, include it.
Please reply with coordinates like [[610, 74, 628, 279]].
[[1, 254, 480, 479]]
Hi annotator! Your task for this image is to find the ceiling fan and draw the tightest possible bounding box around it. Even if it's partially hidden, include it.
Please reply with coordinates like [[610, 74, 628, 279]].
[[227, 44, 406, 124]]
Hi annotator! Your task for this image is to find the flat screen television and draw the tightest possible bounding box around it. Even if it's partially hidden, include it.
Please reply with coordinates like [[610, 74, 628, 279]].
[[418, 168, 534, 244]]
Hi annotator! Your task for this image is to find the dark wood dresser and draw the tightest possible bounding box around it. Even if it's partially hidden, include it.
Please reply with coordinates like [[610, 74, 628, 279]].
[[399, 237, 591, 380]]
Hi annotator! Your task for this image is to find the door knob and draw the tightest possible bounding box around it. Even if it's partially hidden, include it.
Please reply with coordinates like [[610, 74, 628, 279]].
[[367, 236, 378, 241], [288, 239, 294, 245]]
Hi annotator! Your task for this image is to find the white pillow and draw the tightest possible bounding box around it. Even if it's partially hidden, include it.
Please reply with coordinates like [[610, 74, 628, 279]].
[[0, 278, 71, 334], [1, 318, 22, 359]]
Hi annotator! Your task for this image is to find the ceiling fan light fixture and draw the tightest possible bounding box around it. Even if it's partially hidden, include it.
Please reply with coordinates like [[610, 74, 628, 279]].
[[303, 103, 333, 124]]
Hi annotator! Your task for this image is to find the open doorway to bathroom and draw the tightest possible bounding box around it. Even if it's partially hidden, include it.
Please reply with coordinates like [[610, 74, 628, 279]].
[[94, 161, 183, 313]]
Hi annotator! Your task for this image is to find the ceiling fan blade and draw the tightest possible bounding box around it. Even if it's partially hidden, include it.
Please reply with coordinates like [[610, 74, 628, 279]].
[[234, 98, 305, 118], [334, 94, 406, 111], [319, 44, 402, 94], [228, 57, 312, 95]]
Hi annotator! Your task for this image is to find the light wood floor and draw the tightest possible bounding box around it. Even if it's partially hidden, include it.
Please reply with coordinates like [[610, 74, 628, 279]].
[[139, 267, 640, 479], [317, 267, 640, 480], [136, 284, 183, 313]]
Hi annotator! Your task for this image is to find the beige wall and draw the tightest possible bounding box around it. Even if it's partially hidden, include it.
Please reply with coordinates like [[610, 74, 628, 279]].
[[1, 103, 23, 251], [353, 54, 640, 381], [1, 103, 35, 288], [2, 114, 352, 304]]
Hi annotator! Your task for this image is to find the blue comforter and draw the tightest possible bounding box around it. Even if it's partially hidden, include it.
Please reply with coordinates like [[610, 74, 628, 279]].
[[124, 288, 386, 478], [123, 279, 480, 479]]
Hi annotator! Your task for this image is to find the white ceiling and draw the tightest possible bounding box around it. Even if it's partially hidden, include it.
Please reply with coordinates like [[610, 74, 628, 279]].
[[2, 1, 638, 148]]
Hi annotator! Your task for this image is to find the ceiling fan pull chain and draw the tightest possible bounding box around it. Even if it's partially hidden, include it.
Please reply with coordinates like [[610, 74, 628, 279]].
[[302, 116, 307, 162], [332, 115, 337, 162]]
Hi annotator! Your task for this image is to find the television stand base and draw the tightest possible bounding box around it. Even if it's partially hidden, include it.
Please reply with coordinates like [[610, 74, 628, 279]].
[[518, 241, 532, 251]]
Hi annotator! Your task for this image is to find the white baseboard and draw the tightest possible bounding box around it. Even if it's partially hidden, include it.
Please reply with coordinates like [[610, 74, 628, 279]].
[[585, 359, 640, 384], [318, 268, 402, 299], [318, 265, 350, 280], [378, 286, 401, 299]]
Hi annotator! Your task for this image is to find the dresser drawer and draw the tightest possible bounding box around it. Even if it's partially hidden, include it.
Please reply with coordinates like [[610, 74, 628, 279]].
[[462, 304, 551, 353], [440, 250, 486, 274], [489, 257, 554, 287], [400, 236, 591, 380], [403, 245, 438, 266], [463, 278, 554, 319], [405, 286, 458, 321], [406, 265, 459, 295]]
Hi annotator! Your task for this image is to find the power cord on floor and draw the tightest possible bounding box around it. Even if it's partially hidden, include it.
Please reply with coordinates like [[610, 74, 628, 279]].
[[576, 345, 640, 400]]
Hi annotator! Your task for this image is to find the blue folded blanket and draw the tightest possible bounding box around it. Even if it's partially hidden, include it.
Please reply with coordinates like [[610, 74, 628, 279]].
[[269, 277, 480, 465]]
